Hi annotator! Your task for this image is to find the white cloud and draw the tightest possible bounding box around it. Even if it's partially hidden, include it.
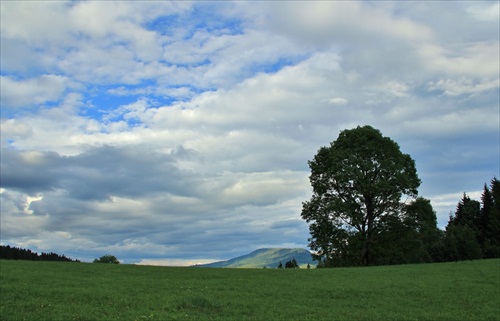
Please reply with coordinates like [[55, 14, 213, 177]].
[[419, 41, 499, 77], [0, 75, 69, 107], [0, 1, 190, 86], [69, 1, 165, 62], [466, 2, 500, 21], [430, 191, 483, 208], [23, 194, 43, 215], [427, 78, 499, 96], [0, 1, 72, 45], [327, 97, 348, 105], [267, 1, 433, 46], [0, 119, 33, 144], [384, 81, 412, 98]]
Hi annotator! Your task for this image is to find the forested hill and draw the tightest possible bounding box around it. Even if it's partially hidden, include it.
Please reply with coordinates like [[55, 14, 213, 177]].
[[0, 245, 80, 262], [194, 248, 315, 268]]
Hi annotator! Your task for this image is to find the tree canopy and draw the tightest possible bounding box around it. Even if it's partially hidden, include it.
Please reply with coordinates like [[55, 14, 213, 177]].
[[301, 125, 421, 266], [93, 254, 120, 264]]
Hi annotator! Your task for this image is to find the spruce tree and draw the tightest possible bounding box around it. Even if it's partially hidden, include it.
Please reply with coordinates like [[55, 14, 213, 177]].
[[482, 178, 500, 257]]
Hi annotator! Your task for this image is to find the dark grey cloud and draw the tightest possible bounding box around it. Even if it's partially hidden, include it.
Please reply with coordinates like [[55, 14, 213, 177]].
[[1, 145, 198, 200]]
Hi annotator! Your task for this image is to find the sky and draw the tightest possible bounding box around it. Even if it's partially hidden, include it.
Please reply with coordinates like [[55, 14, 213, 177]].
[[1, 1, 499, 265]]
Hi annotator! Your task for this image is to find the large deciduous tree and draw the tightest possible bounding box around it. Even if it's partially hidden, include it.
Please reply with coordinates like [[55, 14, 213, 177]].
[[301, 125, 421, 266]]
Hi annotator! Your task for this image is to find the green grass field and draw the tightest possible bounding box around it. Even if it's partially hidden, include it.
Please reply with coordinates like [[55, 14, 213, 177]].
[[1, 259, 499, 321]]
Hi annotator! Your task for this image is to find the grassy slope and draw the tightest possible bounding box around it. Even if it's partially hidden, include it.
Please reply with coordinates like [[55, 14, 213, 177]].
[[1, 259, 499, 321], [198, 248, 315, 268]]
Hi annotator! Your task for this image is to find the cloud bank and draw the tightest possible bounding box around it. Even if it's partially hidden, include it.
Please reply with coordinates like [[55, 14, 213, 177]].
[[1, 1, 498, 264]]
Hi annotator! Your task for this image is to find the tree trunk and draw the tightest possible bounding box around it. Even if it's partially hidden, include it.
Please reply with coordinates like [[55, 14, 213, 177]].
[[361, 197, 375, 265]]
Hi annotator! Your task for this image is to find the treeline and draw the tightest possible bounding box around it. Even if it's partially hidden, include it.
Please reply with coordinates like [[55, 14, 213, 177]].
[[316, 177, 500, 267], [0, 245, 80, 262], [445, 177, 500, 260]]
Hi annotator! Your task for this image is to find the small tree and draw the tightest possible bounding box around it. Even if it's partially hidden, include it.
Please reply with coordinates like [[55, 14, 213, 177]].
[[277, 261, 283, 268], [93, 254, 120, 264], [284, 258, 299, 268]]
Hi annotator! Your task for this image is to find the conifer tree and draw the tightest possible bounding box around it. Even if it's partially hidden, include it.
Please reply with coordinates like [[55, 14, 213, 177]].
[[481, 178, 500, 257]]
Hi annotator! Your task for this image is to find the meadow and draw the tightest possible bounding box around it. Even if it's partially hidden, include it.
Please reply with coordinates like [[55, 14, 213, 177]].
[[0, 259, 499, 321]]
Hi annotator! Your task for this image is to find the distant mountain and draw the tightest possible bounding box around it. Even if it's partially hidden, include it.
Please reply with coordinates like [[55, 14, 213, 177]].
[[195, 248, 315, 268]]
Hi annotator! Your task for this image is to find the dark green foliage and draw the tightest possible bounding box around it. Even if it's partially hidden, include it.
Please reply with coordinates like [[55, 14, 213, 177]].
[[450, 194, 482, 232], [284, 258, 299, 268], [93, 254, 120, 264], [481, 178, 500, 258], [0, 245, 79, 262], [370, 214, 425, 265], [444, 224, 482, 261], [444, 178, 500, 260], [404, 197, 446, 262], [301, 126, 421, 266]]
